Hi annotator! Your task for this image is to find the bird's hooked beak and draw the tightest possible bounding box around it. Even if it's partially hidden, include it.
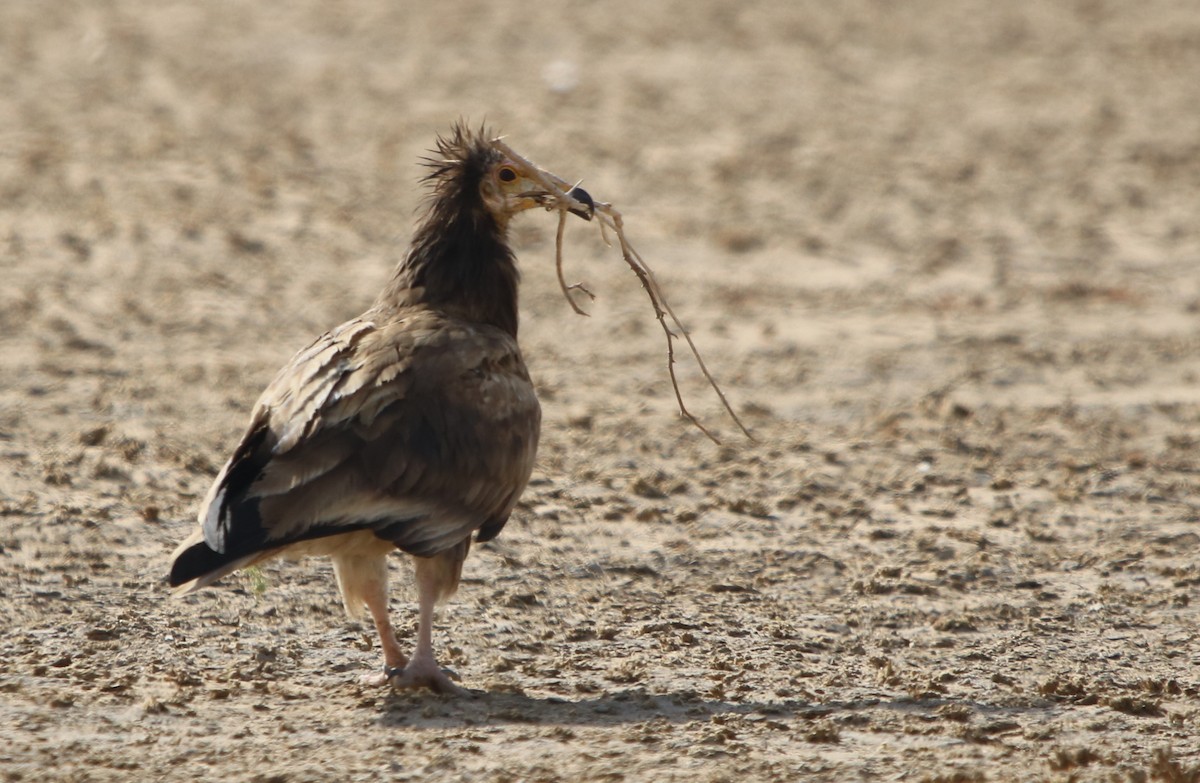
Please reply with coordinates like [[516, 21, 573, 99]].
[[520, 182, 595, 222], [564, 186, 595, 221]]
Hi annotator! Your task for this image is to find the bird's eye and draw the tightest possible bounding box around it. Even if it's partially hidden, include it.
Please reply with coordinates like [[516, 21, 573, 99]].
[[497, 166, 518, 183]]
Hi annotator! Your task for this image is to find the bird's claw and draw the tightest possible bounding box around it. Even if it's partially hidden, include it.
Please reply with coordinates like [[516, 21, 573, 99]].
[[386, 662, 471, 697], [360, 665, 402, 687]]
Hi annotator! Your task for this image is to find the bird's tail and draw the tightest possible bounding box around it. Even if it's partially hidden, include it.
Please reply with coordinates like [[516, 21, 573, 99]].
[[167, 528, 269, 596]]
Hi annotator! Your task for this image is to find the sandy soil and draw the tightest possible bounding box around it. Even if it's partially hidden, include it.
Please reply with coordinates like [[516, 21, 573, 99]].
[[4, 1, 1200, 780]]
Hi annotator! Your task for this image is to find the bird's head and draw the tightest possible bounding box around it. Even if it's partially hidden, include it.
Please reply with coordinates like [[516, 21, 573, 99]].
[[424, 124, 594, 233]]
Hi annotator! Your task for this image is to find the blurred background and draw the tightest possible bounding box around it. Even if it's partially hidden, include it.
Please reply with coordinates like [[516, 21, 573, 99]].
[[3, 1, 1200, 425], [4, 1, 1200, 779]]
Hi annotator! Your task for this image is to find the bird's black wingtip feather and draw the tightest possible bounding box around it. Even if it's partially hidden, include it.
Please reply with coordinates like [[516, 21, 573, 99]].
[[168, 540, 233, 588]]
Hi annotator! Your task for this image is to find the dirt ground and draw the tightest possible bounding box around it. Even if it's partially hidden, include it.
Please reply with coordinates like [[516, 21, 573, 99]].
[[4, 1, 1200, 780]]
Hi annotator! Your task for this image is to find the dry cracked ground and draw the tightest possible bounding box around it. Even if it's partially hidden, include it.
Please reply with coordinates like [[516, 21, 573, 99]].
[[3, 1, 1200, 781]]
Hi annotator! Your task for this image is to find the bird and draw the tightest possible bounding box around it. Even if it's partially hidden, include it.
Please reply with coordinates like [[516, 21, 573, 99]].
[[167, 123, 594, 694]]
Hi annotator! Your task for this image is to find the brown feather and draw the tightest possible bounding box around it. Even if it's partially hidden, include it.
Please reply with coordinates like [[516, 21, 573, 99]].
[[169, 124, 543, 595]]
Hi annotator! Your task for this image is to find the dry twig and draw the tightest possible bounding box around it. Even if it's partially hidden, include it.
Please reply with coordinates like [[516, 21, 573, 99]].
[[555, 207, 595, 316], [493, 138, 753, 443]]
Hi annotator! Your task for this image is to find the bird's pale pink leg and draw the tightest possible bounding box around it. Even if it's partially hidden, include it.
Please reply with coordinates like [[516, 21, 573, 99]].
[[359, 580, 409, 686], [333, 552, 409, 687], [389, 548, 469, 696]]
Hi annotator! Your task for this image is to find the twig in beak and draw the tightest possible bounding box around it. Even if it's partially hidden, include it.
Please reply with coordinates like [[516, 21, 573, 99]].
[[492, 137, 753, 444], [555, 208, 595, 316]]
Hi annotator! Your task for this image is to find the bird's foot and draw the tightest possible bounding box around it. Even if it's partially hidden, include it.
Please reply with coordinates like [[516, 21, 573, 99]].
[[386, 658, 470, 697], [360, 668, 392, 687], [361, 655, 410, 687]]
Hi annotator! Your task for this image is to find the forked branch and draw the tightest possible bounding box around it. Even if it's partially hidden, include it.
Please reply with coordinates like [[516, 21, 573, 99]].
[[493, 139, 754, 444], [555, 208, 595, 316]]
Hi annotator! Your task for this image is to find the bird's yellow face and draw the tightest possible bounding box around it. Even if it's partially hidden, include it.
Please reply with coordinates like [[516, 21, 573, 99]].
[[480, 157, 594, 228], [483, 159, 549, 219]]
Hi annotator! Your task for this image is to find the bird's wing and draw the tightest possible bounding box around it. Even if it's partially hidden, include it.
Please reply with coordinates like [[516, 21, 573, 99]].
[[197, 308, 540, 564]]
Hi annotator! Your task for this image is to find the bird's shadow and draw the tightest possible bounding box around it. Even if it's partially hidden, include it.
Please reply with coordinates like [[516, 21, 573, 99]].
[[376, 687, 1040, 729], [377, 686, 807, 728]]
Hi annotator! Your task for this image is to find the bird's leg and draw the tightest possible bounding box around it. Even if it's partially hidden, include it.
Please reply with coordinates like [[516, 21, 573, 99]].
[[333, 552, 409, 687], [359, 581, 409, 686], [388, 547, 469, 696]]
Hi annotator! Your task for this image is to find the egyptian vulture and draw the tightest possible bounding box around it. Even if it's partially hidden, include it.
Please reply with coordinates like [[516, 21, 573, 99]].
[[168, 123, 593, 694]]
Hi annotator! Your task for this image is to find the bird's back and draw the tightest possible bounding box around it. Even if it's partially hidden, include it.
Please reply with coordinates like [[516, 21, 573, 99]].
[[169, 303, 541, 592]]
